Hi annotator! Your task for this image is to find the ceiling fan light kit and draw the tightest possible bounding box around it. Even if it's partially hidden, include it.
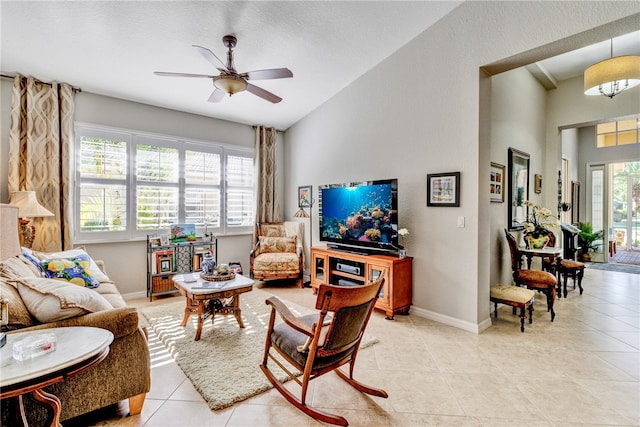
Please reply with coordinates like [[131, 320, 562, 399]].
[[154, 34, 293, 104], [214, 75, 248, 95], [583, 39, 640, 98]]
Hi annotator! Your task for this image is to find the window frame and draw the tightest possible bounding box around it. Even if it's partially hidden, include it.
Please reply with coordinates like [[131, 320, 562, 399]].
[[74, 123, 254, 244]]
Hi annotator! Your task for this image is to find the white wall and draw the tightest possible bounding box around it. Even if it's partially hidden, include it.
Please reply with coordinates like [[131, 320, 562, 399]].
[[490, 68, 547, 286], [283, 2, 640, 332]]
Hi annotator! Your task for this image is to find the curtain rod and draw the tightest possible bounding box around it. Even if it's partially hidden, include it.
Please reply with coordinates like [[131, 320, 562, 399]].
[[251, 124, 285, 134], [0, 73, 82, 93]]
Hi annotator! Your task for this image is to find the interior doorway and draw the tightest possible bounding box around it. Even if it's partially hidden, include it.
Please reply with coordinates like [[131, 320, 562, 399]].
[[610, 161, 640, 265]]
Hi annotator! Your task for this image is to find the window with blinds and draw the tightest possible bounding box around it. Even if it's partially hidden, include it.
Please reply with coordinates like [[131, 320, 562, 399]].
[[75, 123, 254, 243]]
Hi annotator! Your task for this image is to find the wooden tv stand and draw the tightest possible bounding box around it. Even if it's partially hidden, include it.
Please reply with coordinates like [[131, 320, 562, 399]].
[[310, 246, 413, 319]]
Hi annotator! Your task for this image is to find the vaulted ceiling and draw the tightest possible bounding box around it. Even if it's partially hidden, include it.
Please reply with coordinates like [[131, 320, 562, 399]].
[[2, 2, 638, 130]]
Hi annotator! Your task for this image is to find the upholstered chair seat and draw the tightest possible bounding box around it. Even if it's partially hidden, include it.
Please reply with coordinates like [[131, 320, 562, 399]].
[[558, 258, 586, 297], [490, 284, 536, 332]]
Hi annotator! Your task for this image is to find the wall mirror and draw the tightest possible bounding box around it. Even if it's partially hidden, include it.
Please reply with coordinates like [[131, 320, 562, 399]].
[[508, 148, 530, 230], [571, 181, 580, 224]]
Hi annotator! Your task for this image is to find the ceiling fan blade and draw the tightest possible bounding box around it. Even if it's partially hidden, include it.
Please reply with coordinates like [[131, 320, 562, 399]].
[[208, 88, 226, 103], [154, 71, 216, 78], [243, 68, 293, 80], [192, 45, 228, 72], [246, 83, 282, 104]]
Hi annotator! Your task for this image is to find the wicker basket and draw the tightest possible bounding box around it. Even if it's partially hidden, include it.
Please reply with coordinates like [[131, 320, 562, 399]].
[[200, 272, 236, 282], [152, 275, 175, 292]]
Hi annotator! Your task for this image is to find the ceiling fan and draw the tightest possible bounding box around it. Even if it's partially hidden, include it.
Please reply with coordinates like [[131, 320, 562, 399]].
[[154, 35, 293, 104]]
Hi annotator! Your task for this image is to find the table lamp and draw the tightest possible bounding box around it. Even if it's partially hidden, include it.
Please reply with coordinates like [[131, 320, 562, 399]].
[[8, 191, 54, 249], [0, 204, 22, 346]]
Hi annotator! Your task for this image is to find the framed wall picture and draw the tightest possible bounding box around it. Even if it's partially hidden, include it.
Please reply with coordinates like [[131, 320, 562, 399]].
[[427, 172, 460, 207], [298, 185, 312, 208], [490, 162, 505, 203], [534, 174, 543, 194]]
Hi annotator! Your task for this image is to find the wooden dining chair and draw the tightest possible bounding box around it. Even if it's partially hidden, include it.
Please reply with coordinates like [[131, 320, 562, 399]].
[[260, 277, 387, 426], [542, 232, 586, 298], [505, 229, 558, 321]]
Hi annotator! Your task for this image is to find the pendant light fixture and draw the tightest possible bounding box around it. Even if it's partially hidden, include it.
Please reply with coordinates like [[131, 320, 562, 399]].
[[584, 39, 640, 98]]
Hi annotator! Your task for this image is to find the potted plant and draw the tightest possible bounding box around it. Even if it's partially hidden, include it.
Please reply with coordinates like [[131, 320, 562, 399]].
[[577, 222, 604, 262]]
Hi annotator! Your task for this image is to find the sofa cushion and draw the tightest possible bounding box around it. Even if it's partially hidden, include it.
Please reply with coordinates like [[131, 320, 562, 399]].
[[33, 247, 111, 284], [12, 277, 113, 323], [253, 252, 300, 272], [0, 279, 35, 330], [0, 257, 39, 280], [42, 254, 101, 288], [93, 282, 127, 309], [258, 236, 297, 254]]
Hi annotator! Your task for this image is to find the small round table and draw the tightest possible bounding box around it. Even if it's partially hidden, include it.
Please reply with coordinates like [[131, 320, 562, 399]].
[[1, 326, 113, 426]]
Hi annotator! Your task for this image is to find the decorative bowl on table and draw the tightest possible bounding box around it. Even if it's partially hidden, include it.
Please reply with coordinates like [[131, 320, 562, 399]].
[[200, 271, 236, 282]]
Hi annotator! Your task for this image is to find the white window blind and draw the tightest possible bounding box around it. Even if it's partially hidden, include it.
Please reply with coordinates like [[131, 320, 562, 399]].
[[75, 123, 254, 243]]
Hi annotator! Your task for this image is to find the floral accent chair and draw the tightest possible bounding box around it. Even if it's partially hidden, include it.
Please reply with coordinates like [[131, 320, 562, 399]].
[[250, 222, 304, 287]]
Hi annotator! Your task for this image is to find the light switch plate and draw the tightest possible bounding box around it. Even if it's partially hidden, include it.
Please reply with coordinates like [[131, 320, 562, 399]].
[[457, 216, 465, 228]]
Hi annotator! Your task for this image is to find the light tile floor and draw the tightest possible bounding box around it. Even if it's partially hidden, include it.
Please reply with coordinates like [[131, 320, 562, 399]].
[[67, 268, 639, 426]]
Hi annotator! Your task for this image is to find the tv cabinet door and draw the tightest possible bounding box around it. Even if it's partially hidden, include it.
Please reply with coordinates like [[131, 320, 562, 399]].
[[311, 251, 328, 292], [368, 262, 391, 315]]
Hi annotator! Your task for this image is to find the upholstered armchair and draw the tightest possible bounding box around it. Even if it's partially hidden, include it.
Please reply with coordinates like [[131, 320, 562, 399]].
[[250, 222, 304, 287]]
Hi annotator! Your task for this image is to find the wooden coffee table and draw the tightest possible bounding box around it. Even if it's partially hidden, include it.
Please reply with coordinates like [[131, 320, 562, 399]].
[[172, 273, 254, 341], [0, 327, 113, 426]]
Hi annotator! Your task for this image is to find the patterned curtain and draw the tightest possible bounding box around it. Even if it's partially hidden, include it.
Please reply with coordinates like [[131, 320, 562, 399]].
[[254, 126, 281, 228], [7, 75, 75, 252]]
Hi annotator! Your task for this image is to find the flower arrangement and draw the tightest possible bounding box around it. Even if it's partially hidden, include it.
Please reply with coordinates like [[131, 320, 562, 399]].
[[522, 201, 559, 237], [397, 228, 409, 248]]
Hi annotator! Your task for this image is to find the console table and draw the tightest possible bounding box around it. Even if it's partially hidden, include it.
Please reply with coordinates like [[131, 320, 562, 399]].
[[310, 246, 412, 319]]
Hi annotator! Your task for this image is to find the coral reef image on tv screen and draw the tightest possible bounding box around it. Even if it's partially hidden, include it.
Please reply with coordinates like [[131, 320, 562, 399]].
[[319, 181, 397, 250]]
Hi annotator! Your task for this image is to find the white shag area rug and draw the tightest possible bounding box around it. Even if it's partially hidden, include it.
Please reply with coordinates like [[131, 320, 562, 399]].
[[140, 287, 378, 411]]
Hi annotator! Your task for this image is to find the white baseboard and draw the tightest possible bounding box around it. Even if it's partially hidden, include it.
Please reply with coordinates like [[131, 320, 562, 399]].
[[410, 305, 493, 334], [122, 291, 147, 301]]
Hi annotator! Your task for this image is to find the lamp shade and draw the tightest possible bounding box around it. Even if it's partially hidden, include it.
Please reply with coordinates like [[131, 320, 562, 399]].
[[584, 55, 640, 98], [8, 191, 54, 218], [0, 204, 22, 260]]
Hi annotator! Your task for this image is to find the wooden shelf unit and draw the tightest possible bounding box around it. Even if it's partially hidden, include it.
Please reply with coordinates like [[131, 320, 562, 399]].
[[146, 236, 217, 301], [310, 246, 412, 319]]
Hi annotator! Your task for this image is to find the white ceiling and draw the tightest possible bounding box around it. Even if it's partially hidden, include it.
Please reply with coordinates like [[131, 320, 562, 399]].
[[2, 2, 638, 130]]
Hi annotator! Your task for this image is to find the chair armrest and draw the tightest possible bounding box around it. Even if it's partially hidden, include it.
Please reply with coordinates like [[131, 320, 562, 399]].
[[265, 296, 313, 337], [16, 307, 142, 341], [250, 241, 261, 258]]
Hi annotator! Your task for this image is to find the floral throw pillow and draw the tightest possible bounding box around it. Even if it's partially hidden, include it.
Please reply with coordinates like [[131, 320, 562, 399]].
[[41, 254, 101, 288], [258, 236, 297, 254]]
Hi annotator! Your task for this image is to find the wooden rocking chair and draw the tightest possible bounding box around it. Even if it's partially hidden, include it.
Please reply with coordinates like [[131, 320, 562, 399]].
[[259, 277, 387, 426]]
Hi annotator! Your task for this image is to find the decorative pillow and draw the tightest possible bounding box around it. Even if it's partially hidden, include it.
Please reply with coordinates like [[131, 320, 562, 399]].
[[258, 236, 297, 254], [42, 254, 101, 288], [12, 277, 113, 323], [259, 224, 285, 237], [33, 247, 110, 284], [21, 248, 46, 276], [0, 257, 40, 281]]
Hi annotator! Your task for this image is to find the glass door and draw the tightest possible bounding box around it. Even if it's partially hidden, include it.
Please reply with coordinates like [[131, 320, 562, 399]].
[[587, 163, 606, 262], [611, 161, 640, 253]]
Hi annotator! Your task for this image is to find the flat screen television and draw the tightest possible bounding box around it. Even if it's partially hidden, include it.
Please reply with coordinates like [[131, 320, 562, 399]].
[[318, 179, 398, 254]]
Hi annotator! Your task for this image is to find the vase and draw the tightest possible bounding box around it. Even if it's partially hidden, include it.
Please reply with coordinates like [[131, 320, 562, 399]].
[[201, 252, 216, 275], [526, 235, 548, 249], [399, 249, 407, 259]]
